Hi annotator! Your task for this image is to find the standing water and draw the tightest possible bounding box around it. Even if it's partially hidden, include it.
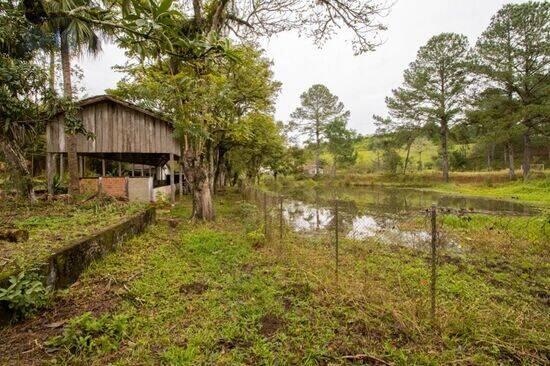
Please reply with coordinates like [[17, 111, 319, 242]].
[[279, 186, 539, 252]]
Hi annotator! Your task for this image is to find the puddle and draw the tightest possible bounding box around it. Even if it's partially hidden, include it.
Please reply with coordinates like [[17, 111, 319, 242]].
[[277, 185, 538, 252]]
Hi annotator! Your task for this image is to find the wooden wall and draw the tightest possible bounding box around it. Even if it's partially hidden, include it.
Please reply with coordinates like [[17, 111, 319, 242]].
[[47, 100, 180, 155]]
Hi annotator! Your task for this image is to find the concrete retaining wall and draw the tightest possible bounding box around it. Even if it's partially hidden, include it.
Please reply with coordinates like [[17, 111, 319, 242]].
[[0, 207, 156, 325], [128, 177, 153, 202]]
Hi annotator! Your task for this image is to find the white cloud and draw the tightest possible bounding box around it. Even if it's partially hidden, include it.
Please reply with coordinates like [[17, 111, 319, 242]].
[[78, 0, 528, 135]]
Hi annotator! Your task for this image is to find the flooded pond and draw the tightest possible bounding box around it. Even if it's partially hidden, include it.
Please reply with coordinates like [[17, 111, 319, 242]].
[[279, 186, 539, 252]]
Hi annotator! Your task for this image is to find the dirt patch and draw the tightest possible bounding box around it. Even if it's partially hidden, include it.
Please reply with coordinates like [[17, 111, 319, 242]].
[[346, 319, 385, 342], [282, 297, 292, 310], [0, 278, 121, 365], [241, 263, 256, 273], [217, 337, 251, 351], [259, 314, 284, 338], [179, 282, 208, 296]]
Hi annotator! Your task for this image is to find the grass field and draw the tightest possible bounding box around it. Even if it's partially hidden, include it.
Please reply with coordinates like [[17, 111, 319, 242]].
[[1, 193, 547, 365]]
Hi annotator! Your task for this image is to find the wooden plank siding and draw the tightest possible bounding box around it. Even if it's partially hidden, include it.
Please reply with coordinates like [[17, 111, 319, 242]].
[[47, 98, 180, 156]]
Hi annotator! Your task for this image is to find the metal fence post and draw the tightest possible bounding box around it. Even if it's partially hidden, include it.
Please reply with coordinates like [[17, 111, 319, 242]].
[[430, 204, 437, 325]]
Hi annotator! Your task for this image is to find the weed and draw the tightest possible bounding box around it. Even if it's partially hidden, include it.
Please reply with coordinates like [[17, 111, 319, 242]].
[[0, 270, 49, 319], [246, 227, 266, 248], [45, 312, 129, 355]]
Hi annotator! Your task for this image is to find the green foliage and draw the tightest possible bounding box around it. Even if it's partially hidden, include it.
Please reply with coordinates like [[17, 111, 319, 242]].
[[449, 148, 468, 171], [246, 227, 266, 248], [227, 112, 285, 182], [470, 1, 550, 177], [289, 84, 350, 176], [324, 118, 358, 172], [0, 271, 49, 319], [237, 200, 261, 233], [381, 149, 402, 174], [45, 312, 129, 355], [52, 174, 67, 194]]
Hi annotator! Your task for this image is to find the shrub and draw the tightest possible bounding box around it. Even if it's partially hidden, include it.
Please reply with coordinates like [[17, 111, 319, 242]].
[[381, 149, 402, 174], [246, 227, 266, 248], [449, 148, 469, 171], [0, 271, 50, 319], [45, 312, 130, 355]]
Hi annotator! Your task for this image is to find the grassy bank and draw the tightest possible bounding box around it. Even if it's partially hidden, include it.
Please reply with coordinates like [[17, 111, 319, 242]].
[[1, 193, 547, 365], [277, 171, 549, 206], [0, 197, 146, 279], [425, 178, 550, 206]]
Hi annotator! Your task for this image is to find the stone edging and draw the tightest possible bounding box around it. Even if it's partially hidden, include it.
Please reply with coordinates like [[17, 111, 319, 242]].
[[0, 207, 156, 324]]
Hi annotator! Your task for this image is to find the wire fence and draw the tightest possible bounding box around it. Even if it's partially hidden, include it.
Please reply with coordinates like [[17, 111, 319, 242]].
[[242, 185, 550, 328]]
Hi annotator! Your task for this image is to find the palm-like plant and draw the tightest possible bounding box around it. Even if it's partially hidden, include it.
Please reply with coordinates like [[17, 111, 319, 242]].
[[31, 0, 107, 195]]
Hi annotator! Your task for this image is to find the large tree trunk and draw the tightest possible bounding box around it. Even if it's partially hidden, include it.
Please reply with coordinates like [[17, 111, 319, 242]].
[[60, 32, 79, 195], [182, 151, 215, 220], [0, 136, 35, 201], [522, 130, 531, 181], [507, 142, 516, 180], [440, 119, 449, 183]]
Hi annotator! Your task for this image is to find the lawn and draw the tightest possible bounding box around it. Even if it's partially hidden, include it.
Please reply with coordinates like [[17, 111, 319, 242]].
[[0, 196, 147, 280], [1, 193, 547, 365]]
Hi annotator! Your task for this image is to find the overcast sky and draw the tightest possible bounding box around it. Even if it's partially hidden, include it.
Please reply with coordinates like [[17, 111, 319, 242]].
[[78, 0, 527, 135]]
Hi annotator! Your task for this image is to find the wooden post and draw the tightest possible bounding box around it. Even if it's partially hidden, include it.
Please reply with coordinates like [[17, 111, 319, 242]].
[[46, 153, 54, 195], [82, 156, 86, 178], [430, 204, 437, 325], [279, 196, 284, 240], [78, 155, 83, 178], [59, 154, 64, 177], [335, 200, 339, 284], [101, 159, 106, 176], [141, 165, 144, 177], [178, 165, 183, 197], [263, 192, 268, 237], [169, 153, 175, 203], [118, 161, 122, 176], [131, 163, 135, 177], [149, 167, 152, 177]]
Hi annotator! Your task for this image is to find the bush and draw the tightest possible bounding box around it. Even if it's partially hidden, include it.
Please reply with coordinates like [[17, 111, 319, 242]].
[[238, 201, 261, 233], [450, 148, 469, 171], [0, 271, 50, 319], [45, 312, 129, 355], [381, 149, 402, 174], [246, 227, 266, 248]]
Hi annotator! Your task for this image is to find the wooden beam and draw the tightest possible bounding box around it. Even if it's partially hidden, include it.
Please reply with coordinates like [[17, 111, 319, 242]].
[[46, 153, 54, 195], [118, 161, 122, 176], [59, 154, 64, 177], [79, 155, 83, 178], [101, 159, 106, 176], [169, 154, 175, 203], [179, 165, 183, 197]]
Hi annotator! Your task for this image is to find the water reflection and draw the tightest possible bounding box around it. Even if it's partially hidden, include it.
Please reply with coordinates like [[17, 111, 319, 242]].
[[280, 185, 538, 252], [283, 199, 456, 251]]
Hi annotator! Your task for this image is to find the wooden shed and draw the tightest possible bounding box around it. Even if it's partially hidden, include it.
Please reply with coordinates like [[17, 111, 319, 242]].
[[46, 95, 183, 201]]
